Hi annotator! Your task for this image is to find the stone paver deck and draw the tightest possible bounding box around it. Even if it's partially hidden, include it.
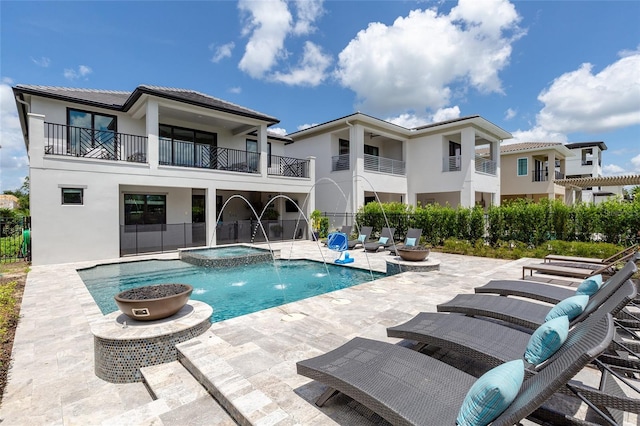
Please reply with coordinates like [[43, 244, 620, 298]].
[[0, 242, 632, 424]]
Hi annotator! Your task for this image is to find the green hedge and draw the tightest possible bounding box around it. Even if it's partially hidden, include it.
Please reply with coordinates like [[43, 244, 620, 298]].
[[354, 197, 640, 247]]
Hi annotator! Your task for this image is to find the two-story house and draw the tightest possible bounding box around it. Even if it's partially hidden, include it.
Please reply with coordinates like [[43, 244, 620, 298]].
[[563, 141, 622, 203], [498, 142, 574, 203], [285, 113, 511, 217], [13, 85, 315, 265]]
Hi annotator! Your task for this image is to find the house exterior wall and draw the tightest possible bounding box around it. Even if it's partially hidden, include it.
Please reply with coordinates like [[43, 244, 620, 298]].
[[22, 94, 314, 265], [500, 151, 564, 200]]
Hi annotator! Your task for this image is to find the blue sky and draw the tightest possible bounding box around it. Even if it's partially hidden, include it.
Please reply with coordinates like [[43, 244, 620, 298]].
[[1, 0, 639, 192]]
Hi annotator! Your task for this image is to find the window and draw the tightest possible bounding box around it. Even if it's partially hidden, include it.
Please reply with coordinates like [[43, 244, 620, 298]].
[[159, 124, 217, 167], [124, 194, 166, 225], [267, 142, 272, 167], [339, 139, 349, 155], [517, 158, 528, 176], [67, 109, 117, 157], [364, 144, 379, 156], [61, 188, 83, 205], [246, 139, 258, 171]]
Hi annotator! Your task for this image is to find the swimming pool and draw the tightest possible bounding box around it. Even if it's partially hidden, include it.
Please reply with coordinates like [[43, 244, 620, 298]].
[[79, 259, 384, 323]]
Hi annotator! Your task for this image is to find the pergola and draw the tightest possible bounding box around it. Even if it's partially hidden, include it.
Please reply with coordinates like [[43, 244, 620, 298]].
[[554, 174, 640, 188]]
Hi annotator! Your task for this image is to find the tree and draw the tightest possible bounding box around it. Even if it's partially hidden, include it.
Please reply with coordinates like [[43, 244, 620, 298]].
[[2, 176, 29, 213]]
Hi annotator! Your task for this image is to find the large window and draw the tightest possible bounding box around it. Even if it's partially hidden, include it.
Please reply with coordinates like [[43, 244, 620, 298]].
[[67, 108, 117, 156], [517, 158, 528, 176], [159, 125, 217, 168], [246, 139, 259, 171], [124, 194, 166, 225], [364, 144, 379, 156], [339, 139, 349, 155]]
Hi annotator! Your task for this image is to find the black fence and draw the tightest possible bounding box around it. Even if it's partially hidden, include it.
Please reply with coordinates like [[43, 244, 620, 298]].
[[0, 216, 31, 263], [215, 219, 308, 244]]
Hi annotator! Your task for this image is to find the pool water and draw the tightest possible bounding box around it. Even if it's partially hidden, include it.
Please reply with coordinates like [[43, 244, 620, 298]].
[[184, 246, 267, 259], [79, 259, 384, 323]]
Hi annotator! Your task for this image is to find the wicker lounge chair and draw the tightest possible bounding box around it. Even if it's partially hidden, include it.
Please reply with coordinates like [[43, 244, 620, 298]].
[[363, 227, 395, 252], [522, 251, 635, 279], [347, 226, 372, 249], [544, 244, 637, 264], [297, 313, 614, 426], [437, 260, 636, 330], [388, 228, 422, 255]]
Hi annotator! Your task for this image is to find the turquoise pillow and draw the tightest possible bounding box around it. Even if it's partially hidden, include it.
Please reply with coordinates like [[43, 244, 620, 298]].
[[456, 359, 524, 426], [524, 315, 569, 364], [544, 295, 589, 322], [378, 236, 389, 244], [358, 234, 366, 242], [575, 275, 603, 296], [405, 237, 417, 247]]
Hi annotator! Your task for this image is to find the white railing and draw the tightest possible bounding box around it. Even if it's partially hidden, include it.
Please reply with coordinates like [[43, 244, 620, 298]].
[[364, 154, 406, 175], [331, 154, 350, 171], [443, 155, 461, 172], [475, 157, 497, 175]]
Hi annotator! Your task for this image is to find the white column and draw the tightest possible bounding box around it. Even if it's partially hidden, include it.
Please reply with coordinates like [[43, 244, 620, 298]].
[[460, 128, 475, 207], [306, 156, 316, 227], [257, 124, 268, 177], [351, 123, 365, 212], [27, 113, 46, 169], [207, 187, 218, 246], [146, 100, 159, 170]]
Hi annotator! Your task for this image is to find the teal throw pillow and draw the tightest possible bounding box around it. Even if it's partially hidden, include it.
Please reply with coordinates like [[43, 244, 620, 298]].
[[358, 234, 366, 242], [524, 315, 569, 364], [456, 359, 525, 426], [378, 237, 389, 244], [575, 275, 603, 296], [544, 295, 589, 322], [405, 237, 417, 247]]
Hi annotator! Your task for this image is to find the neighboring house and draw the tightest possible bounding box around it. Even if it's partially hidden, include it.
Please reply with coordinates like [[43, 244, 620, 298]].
[[285, 113, 511, 216], [498, 142, 574, 203], [0, 194, 19, 210], [563, 141, 619, 204], [13, 85, 315, 265]]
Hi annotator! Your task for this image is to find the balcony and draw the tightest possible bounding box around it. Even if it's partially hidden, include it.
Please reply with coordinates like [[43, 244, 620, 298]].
[[475, 156, 497, 175], [443, 155, 461, 172], [45, 122, 147, 162], [267, 154, 309, 178], [332, 154, 350, 171], [364, 154, 406, 175], [532, 170, 564, 182], [160, 138, 260, 173]]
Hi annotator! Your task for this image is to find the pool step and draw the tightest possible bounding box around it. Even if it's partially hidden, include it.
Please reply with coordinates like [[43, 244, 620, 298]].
[[101, 361, 235, 425], [176, 332, 291, 425]]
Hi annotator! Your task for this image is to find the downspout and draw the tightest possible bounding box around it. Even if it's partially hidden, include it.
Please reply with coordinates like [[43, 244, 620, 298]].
[[15, 96, 31, 149]]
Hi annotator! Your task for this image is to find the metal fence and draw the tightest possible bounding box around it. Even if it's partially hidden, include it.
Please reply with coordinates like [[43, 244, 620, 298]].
[[0, 216, 31, 263], [215, 220, 308, 244]]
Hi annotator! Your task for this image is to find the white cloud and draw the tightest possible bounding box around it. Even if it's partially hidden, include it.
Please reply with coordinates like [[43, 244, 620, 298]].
[[432, 106, 461, 123], [335, 0, 523, 116], [506, 125, 567, 144], [268, 127, 287, 136], [536, 50, 640, 134], [31, 56, 51, 67], [602, 164, 626, 175], [237, 0, 327, 85], [0, 82, 29, 192], [386, 106, 461, 129], [297, 122, 318, 131], [210, 42, 235, 63], [64, 65, 92, 80], [228, 86, 242, 94], [631, 154, 640, 172], [270, 41, 332, 86], [504, 108, 517, 120]]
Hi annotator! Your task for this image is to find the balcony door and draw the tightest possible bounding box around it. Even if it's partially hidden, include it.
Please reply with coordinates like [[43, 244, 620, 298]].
[[67, 108, 117, 157]]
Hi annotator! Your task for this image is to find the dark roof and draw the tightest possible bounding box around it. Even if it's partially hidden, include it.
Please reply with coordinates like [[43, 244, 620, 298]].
[[412, 115, 481, 130], [13, 84, 279, 124], [564, 141, 607, 151]]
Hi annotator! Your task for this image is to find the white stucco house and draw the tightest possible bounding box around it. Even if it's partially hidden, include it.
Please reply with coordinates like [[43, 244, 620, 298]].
[[284, 113, 512, 216], [13, 85, 315, 265]]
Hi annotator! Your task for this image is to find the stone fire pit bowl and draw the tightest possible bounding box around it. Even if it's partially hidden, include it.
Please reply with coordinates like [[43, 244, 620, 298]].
[[114, 283, 193, 321], [397, 246, 430, 262]]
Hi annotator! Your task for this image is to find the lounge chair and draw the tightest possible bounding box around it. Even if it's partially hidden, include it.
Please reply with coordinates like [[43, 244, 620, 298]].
[[297, 313, 614, 426], [363, 227, 395, 252], [544, 243, 637, 264], [437, 260, 636, 330], [347, 226, 372, 249], [521, 250, 635, 279], [388, 228, 422, 255]]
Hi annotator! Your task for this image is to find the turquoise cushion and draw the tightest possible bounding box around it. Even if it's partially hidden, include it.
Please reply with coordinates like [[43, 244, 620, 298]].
[[544, 295, 589, 322], [456, 359, 525, 426], [358, 234, 366, 242], [378, 236, 389, 244], [524, 315, 569, 364], [575, 275, 603, 296], [405, 237, 417, 247]]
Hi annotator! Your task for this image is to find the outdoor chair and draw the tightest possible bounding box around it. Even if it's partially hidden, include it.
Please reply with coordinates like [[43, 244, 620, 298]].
[[297, 312, 614, 426], [388, 227, 422, 255], [363, 227, 396, 252], [544, 244, 637, 264], [347, 226, 372, 249], [521, 250, 636, 279]]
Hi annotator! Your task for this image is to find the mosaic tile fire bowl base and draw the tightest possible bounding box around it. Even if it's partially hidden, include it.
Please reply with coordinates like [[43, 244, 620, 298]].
[[91, 300, 212, 383]]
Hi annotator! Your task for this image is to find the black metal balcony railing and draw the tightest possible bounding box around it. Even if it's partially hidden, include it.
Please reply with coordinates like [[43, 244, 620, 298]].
[[45, 123, 148, 163], [267, 154, 309, 178], [332, 154, 350, 171], [159, 138, 260, 173], [532, 170, 564, 182]]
